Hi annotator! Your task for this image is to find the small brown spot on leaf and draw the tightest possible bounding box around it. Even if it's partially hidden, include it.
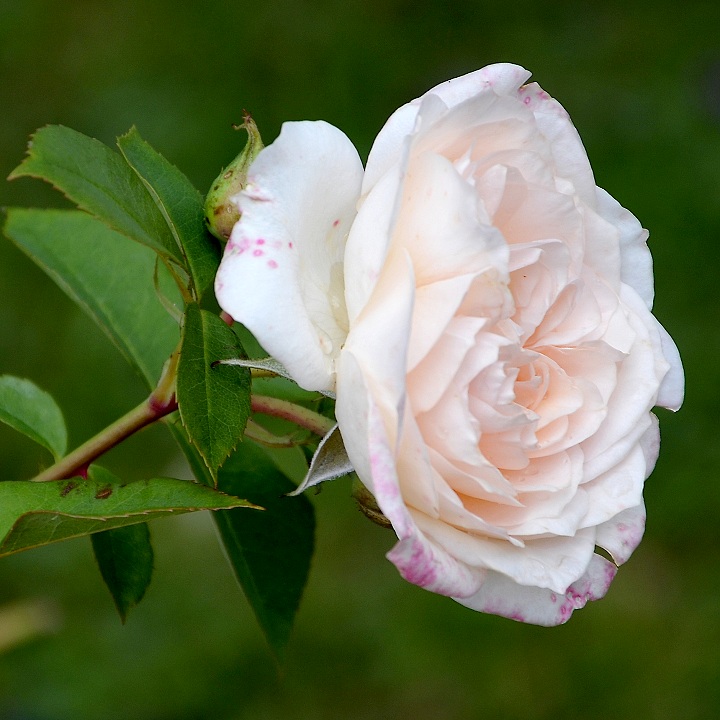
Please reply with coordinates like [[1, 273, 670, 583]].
[[60, 481, 78, 497], [95, 486, 113, 500]]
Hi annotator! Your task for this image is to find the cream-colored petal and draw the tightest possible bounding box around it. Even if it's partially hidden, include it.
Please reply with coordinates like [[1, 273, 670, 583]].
[[215, 121, 362, 391]]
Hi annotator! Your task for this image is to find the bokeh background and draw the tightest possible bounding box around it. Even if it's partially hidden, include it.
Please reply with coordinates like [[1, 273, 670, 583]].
[[0, 0, 716, 717]]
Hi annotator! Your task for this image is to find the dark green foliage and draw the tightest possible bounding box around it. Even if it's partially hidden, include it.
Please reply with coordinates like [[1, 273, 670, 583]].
[[91, 523, 154, 623], [215, 441, 315, 662]]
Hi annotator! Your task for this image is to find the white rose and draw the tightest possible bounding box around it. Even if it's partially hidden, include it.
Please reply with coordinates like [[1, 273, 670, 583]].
[[215, 63, 684, 624]]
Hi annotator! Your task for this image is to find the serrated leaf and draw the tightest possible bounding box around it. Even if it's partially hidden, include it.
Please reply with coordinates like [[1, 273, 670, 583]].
[[177, 304, 251, 476], [0, 375, 67, 460], [287, 424, 353, 496], [215, 441, 314, 662], [117, 127, 221, 300], [3, 209, 180, 386], [9, 125, 181, 261], [0, 465, 257, 558], [91, 523, 154, 623]]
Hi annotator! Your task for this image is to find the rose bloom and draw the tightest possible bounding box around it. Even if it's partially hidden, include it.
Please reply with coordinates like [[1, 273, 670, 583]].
[[215, 63, 684, 624]]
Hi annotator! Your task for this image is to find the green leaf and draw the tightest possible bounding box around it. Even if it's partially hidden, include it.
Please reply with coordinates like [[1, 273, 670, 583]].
[[3, 209, 180, 387], [91, 523, 154, 623], [9, 125, 181, 261], [215, 441, 315, 662], [117, 127, 221, 301], [0, 465, 258, 558], [177, 304, 251, 477], [0, 375, 67, 460]]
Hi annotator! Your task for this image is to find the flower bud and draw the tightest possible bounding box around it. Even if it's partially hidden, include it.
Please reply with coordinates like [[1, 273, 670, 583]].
[[205, 114, 263, 241]]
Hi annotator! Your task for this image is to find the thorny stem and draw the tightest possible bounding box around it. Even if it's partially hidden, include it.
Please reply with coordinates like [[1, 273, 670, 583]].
[[29, 347, 334, 482], [30, 350, 181, 483], [250, 394, 335, 437]]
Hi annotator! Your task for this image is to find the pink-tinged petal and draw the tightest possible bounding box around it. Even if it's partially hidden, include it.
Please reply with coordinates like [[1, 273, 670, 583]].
[[386, 530, 486, 598], [595, 503, 646, 565], [518, 82, 597, 206], [215, 121, 363, 391], [363, 64, 531, 195], [578, 442, 648, 528], [414, 512, 597, 594], [337, 355, 485, 598], [405, 274, 479, 373], [456, 553, 617, 625], [367, 404, 485, 597], [393, 151, 509, 286]]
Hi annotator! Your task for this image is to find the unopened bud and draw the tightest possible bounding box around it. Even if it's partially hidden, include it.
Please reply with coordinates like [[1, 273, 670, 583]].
[[205, 114, 263, 241]]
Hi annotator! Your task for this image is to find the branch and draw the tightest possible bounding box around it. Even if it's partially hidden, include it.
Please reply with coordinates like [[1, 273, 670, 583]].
[[250, 394, 335, 437], [31, 350, 180, 482]]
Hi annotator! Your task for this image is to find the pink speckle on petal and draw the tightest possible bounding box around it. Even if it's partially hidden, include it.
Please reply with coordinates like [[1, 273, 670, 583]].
[[253, 249, 264, 257], [229, 236, 251, 254], [255, 238, 265, 245], [267, 260, 278, 269], [288, 242, 294, 249], [524, 96, 532, 105], [332, 219, 340, 227]]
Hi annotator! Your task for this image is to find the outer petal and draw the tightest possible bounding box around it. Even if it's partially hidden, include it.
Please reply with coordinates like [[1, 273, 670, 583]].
[[337, 355, 486, 598], [456, 553, 617, 625], [215, 121, 363, 391], [518, 81, 597, 206], [363, 64, 531, 195], [595, 187, 654, 308], [655, 320, 685, 410], [595, 503, 646, 565]]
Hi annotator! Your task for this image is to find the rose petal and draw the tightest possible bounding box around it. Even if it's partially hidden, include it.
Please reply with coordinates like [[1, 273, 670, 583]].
[[363, 63, 532, 195], [215, 120, 363, 391], [344, 162, 406, 324], [393, 151, 509, 286], [654, 318, 685, 411], [518, 82, 597, 206], [413, 512, 598, 594], [456, 553, 617, 625], [596, 187, 654, 308], [595, 503, 646, 565]]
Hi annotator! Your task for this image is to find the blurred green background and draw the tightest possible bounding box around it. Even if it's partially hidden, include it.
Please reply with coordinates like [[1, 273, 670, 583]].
[[0, 0, 716, 717]]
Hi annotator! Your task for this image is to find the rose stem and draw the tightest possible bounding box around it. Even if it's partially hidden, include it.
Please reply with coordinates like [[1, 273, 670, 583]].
[[250, 394, 334, 437], [30, 350, 180, 483]]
